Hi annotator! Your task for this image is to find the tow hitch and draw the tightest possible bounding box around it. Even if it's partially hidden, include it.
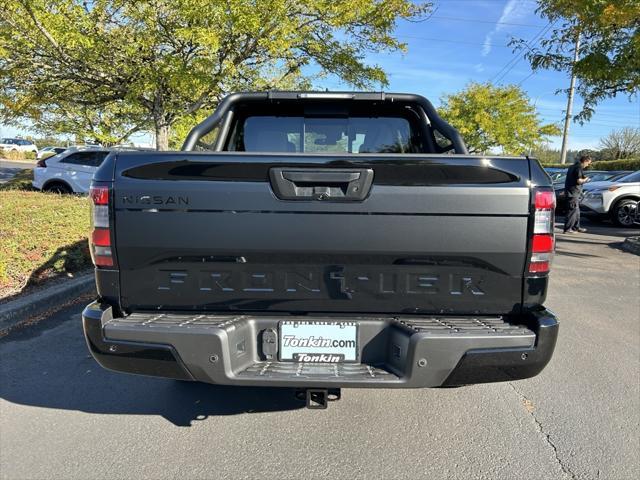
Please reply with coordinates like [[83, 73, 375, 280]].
[[295, 388, 341, 409]]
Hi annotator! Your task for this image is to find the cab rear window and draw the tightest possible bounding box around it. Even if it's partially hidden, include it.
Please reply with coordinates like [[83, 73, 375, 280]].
[[228, 116, 417, 153]]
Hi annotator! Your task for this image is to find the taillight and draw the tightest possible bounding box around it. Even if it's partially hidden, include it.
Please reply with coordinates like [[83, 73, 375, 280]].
[[529, 188, 555, 275], [89, 183, 114, 268], [36, 159, 47, 168]]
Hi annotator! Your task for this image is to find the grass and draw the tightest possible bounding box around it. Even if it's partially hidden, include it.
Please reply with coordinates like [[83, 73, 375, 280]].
[[0, 170, 92, 299], [0, 149, 37, 161]]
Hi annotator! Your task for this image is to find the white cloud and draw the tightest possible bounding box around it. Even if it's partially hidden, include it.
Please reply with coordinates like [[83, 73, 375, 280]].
[[482, 0, 530, 57], [481, 34, 494, 56], [474, 63, 486, 73]]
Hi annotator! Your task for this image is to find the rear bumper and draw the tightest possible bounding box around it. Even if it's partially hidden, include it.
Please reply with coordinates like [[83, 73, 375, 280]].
[[31, 168, 44, 190], [82, 303, 558, 388]]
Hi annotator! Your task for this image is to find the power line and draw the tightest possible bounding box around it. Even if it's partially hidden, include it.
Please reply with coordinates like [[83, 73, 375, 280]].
[[494, 23, 556, 83], [395, 35, 511, 47], [536, 108, 640, 121], [534, 112, 636, 128], [427, 15, 546, 28], [517, 71, 536, 86], [490, 21, 556, 84]]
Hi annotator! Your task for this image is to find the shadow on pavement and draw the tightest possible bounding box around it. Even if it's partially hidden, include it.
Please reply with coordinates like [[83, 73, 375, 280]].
[[555, 218, 639, 240], [0, 304, 305, 426], [0, 166, 23, 182]]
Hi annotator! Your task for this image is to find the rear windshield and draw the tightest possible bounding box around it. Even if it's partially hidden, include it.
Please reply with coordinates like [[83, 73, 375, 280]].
[[228, 116, 417, 153]]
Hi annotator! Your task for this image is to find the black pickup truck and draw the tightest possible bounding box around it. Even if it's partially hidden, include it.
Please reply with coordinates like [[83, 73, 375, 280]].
[[83, 91, 558, 407]]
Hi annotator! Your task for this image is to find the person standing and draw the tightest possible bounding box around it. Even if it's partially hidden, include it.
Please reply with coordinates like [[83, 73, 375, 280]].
[[563, 154, 593, 233]]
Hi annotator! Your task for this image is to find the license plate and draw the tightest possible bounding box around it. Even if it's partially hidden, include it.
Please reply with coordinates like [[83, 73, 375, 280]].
[[279, 321, 358, 362]]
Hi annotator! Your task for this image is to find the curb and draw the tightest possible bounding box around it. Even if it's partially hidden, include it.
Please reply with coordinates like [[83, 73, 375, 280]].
[[0, 274, 95, 332], [621, 236, 640, 256]]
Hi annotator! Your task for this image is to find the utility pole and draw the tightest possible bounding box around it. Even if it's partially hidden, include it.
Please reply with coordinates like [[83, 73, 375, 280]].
[[559, 32, 581, 164]]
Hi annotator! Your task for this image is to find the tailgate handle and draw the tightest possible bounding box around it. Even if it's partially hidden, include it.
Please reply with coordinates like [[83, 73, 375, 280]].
[[282, 171, 361, 183], [270, 168, 374, 201]]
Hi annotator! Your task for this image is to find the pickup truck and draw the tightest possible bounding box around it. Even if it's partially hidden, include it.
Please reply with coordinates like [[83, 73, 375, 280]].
[[83, 91, 558, 408]]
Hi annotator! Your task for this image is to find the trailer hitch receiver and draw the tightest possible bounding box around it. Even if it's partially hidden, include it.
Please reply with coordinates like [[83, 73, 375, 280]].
[[296, 388, 342, 409]]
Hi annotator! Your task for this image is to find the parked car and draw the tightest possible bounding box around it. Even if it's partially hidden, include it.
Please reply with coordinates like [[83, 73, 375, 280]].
[[32, 147, 111, 194], [0, 137, 38, 156], [554, 170, 631, 214], [604, 171, 634, 182], [82, 91, 559, 408], [581, 170, 640, 227], [37, 146, 67, 159], [544, 167, 566, 183]]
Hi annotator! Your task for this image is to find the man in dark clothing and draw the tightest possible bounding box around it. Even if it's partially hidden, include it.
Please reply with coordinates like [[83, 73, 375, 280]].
[[563, 154, 593, 233]]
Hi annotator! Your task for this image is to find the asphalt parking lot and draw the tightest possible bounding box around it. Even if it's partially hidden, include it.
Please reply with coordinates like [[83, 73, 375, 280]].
[[1, 219, 639, 480]]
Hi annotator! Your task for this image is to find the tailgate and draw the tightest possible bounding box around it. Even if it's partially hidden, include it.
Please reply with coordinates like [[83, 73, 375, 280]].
[[112, 153, 531, 315]]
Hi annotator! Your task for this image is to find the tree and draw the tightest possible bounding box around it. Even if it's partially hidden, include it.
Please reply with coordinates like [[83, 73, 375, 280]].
[[438, 82, 561, 155], [599, 127, 640, 160], [0, 0, 429, 150], [515, 0, 640, 122], [529, 144, 560, 164]]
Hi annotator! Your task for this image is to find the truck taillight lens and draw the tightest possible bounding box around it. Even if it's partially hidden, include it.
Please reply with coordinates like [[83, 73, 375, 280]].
[[89, 184, 114, 268], [529, 188, 555, 274]]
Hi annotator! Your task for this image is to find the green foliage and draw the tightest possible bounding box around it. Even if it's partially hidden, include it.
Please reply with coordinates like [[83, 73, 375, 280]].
[[0, 183, 92, 296], [530, 145, 561, 164], [592, 157, 640, 171], [598, 127, 640, 160], [534, 128, 640, 166], [515, 0, 640, 122], [25, 134, 67, 147], [0, 149, 36, 161], [438, 82, 561, 155], [0, 0, 429, 149], [539, 158, 640, 171]]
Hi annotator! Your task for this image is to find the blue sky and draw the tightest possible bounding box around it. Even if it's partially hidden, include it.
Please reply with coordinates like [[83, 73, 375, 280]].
[[2, 0, 638, 150], [322, 0, 640, 151]]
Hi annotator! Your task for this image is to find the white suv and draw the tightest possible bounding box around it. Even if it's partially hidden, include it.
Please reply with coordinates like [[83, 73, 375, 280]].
[[32, 147, 110, 194], [0, 137, 38, 156], [581, 170, 640, 227]]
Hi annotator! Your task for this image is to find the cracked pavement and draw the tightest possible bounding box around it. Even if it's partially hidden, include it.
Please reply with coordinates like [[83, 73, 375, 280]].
[[1, 219, 639, 479]]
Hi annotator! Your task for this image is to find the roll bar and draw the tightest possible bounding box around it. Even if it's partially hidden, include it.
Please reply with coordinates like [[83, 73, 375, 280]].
[[181, 91, 468, 154]]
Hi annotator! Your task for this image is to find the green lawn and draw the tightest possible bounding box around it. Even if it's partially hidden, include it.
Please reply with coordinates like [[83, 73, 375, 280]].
[[0, 170, 92, 299]]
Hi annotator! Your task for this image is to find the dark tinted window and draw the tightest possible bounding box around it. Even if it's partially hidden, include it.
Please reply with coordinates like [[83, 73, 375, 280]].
[[585, 172, 612, 182], [229, 116, 416, 153], [61, 151, 108, 167], [608, 171, 631, 181], [619, 171, 640, 183]]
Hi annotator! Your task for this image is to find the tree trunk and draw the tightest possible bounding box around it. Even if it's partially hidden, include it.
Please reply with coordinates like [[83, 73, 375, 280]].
[[155, 121, 170, 151]]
